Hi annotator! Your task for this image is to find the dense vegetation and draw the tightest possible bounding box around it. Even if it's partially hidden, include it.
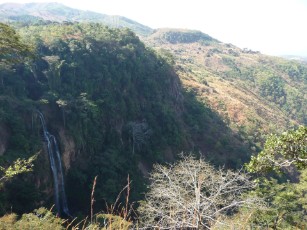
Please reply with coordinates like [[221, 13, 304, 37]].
[[149, 29, 218, 44], [0, 22, 250, 217], [0, 10, 306, 229]]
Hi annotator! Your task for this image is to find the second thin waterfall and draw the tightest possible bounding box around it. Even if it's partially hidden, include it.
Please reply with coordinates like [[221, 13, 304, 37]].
[[37, 110, 69, 216]]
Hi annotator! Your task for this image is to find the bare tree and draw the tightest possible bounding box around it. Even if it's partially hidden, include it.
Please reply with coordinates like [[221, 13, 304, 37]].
[[137, 155, 260, 229], [127, 121, 152, 155]]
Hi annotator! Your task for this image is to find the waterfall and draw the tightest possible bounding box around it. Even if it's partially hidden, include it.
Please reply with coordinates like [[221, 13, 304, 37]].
[[36, 110, 70, 216]]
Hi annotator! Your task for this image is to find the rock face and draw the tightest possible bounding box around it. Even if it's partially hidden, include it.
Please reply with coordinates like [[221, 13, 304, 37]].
[[0, 124, 9, 156], [58, 128, 76, 171]]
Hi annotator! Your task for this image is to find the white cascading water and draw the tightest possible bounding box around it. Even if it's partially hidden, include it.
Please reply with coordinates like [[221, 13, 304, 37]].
[[37, 110, 69, 216]]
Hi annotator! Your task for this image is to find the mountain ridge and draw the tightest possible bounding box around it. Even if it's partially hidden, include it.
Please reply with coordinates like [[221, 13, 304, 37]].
[[0, 3, 306, 224], [0, 2, 153, 36], [1, 2, 306, 153], [144, 28, 307, 145], [0, 23, 251, 214]]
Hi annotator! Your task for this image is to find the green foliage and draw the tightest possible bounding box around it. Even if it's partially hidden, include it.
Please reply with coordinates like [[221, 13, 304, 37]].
[[160, 29, 217, 44], [0, 23, 33, 66], [279, 61, 307, 83], [0, 153, 38, 186], [214, 169, 307, 229], [0, 22, 255, 215], [222, 56, 241, 78], [296, 169, 307, 211], [244, 127, 307, 228], [0, 207, 64, 230], [259, 75, 286, 106], [91, 214, 132, 230], [0, 12, 304, 229], [250, 176, 307, 229], [246, 126, 307, 173], [0, 213, 18, 230], [10, 23, 190, 211]]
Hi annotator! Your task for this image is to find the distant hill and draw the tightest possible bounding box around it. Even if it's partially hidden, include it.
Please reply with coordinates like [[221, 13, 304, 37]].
[[0, 2, 153, 36], [281, 55, 307, 63], [148, 28, 219, 44], [144, 29, 307, 146]]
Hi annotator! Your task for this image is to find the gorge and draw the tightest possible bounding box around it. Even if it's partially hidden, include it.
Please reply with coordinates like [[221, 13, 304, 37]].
[[0, 3, 306, 228]]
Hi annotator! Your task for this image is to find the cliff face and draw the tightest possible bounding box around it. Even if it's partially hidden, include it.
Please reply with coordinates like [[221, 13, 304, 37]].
[[0, 23, 250, 214], [0, 124, 9, 156], [58, 128, 76, 171]]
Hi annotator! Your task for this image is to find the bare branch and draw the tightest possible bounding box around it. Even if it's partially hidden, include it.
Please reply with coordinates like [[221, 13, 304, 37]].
[[138, 154, 260, 229]]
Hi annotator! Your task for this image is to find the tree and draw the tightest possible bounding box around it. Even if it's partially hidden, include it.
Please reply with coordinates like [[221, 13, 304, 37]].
[[249, 176, 307, 229], [0, 23, 32, 66], [0, 207, 64, 230], [246, 126, 307, 173], [259, 75, 286, 106], [0, 154, 38, 188], [245, 126, 307, 228], [0, 23, 33, 88], [138, 155, 259, 229], [127, 121, 152, 155]]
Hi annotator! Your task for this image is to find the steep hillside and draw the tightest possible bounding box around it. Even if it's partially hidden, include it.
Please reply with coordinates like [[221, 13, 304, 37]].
[[0, 23, 249, 215], [0, 2, 153, 36], [144, 29, 307, 147]]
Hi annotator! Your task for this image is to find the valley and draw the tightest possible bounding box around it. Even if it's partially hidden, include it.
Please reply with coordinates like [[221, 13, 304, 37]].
[[0, 2, 306, 229]]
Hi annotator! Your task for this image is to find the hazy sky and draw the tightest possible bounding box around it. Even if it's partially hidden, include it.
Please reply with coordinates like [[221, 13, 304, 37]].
[[1, 0, 307, 56]]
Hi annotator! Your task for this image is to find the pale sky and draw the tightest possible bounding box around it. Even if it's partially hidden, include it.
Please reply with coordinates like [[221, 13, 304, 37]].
[[1, 0, 307, 56]]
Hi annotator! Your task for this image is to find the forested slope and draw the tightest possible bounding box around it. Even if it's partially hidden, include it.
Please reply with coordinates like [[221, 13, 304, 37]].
[[0, 18, 306, 229], [0, 23, 249, 214]]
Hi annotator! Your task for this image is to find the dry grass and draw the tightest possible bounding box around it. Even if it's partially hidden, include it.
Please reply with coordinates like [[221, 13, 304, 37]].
[[143, 29, 301, 140], [69, 175, 133, 230]]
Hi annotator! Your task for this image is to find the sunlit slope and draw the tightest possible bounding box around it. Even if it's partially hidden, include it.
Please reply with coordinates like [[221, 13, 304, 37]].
[[144, 29, 307, 144], [0, 2, 153, 36]]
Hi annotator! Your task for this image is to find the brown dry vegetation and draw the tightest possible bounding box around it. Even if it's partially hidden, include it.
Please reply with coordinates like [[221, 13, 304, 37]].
[[143, 29, 305, 146]]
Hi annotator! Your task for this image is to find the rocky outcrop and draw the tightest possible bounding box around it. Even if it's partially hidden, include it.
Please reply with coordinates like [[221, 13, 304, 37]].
[[0, 124, 9, 156], [58, 128, 76, 171]]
